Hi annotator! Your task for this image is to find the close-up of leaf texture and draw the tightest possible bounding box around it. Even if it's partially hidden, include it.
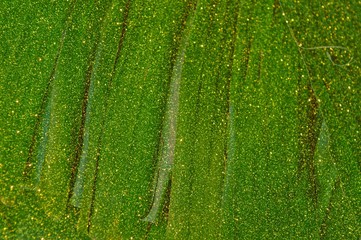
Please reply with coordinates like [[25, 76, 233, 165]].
[[0, 0, 360, 239]]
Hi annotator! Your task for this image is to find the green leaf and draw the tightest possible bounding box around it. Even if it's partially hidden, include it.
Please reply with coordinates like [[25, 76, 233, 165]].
[[1, 0, 360, 239]]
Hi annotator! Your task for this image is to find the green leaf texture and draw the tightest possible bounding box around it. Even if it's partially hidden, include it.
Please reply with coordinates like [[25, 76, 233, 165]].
[[0, 0, 360, 239]]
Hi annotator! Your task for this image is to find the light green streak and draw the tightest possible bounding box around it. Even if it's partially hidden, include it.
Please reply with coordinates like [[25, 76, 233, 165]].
[[142, 5, 197, 223]]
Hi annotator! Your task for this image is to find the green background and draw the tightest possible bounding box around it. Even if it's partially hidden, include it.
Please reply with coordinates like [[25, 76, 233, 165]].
[[0, 0, 360, 239]]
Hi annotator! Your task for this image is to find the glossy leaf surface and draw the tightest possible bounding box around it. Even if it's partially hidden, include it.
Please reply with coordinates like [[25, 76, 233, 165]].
[[0, 0, 360, 239]]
